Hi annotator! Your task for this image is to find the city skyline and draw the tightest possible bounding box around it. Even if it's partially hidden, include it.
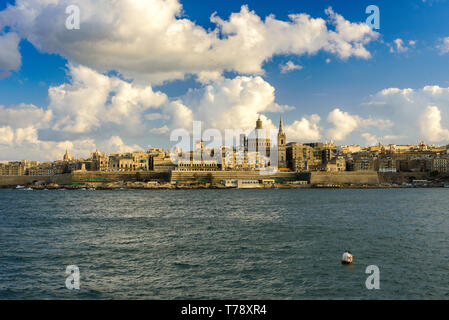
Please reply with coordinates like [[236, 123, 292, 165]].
[[1, 0, 449, 162]]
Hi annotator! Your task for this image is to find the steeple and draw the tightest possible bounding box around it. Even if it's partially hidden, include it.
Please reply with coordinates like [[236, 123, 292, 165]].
[[277, 116, 287, 168], [279, 116, 284, 133]]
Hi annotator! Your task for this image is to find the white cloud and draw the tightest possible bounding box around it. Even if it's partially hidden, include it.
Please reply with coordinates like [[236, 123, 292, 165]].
[[421, 106, 449, 142], [364, 85, 449, 144], [0, 32, 21, 78], [280, 61, 303, 73], [326, 108, 392, 141], [284, 115, 321, 141], [175, 76, 293, 132], [0, 126, 14, 145], [150, 126, 170, 135], [99, 136, 143, 154], [0, 103, 52, 129], [361, 133, 379, 146], [326, 109, 360, 141], [389, 38, 416, 54], [0, 1, 378, 83], [145, 113, 170, 121], [0, 125, 97, 161], [437, 37, 449, 55], [48, 64, 167, 135]]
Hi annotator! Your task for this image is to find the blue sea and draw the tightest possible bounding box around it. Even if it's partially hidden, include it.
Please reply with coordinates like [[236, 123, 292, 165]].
[[0, 188, 448, 299]]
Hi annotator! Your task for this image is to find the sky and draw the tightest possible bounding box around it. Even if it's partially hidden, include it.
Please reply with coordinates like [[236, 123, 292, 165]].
[[1, 0, 449, 161]]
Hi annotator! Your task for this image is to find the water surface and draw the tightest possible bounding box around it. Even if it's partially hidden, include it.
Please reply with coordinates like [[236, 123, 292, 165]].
[[1, 188, 448, 299]]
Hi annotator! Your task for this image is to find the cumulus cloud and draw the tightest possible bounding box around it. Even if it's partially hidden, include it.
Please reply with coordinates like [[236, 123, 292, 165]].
[[0, 64, 169, 160], [0, 126, 14, 146], [0, 1, 378, 83], [48, 64, 167, 135], [421, 106, 449, 142], [364, 85, 449, 143], [284, 115, 321, 141], [99, 136, 143, 154], [0, 32, 21, 78], [0, 103, 52, 129], [0, 124, 97, 161], [174, 76, 293, 132], [326, 108, 392, 141]]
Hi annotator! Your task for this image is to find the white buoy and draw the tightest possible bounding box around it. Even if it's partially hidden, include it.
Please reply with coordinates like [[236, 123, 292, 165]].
[[342, 251, 354, 265]]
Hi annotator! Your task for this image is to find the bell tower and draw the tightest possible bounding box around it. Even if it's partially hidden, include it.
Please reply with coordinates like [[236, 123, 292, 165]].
[[277, 116, 287, 169]]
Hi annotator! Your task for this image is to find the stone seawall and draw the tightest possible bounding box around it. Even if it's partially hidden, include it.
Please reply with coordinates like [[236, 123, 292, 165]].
[[310, 172, 379, 185], [0, 174, 72, 187], [72, 171, 170, 183], [170, 171, 299, 183]]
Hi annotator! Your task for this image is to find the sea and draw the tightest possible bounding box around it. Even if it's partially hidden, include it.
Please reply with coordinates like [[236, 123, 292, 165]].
[[0, 188, 448, 299]]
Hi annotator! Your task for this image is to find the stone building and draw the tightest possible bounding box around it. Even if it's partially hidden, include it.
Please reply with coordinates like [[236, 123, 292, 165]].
[[109, 152, 150, 171], [244, 116, 272, 168], [91, 150, 109, 171], [278, 117, 287, 169], [0, 161, 28, 176], [286, 142, 314, 171]]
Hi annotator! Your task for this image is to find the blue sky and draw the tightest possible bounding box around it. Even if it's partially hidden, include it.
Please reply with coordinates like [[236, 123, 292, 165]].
[[1, 0, 449, 161]]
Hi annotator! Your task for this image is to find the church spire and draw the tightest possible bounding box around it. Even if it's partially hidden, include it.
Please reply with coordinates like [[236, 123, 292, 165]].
[[279, 116, 284, 133]]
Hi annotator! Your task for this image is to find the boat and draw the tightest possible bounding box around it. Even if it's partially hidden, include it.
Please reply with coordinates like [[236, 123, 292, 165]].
[[15, 185, 25, 189]]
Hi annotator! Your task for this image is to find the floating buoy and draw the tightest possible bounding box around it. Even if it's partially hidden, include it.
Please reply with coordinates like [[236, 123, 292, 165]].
[[342, 251, 354, 265]]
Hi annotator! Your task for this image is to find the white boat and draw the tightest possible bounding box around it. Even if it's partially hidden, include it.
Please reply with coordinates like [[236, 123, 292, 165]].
[[15, 185, 25, 189]]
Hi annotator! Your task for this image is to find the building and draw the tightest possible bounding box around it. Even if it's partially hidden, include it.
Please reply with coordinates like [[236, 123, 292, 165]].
[[375, 157, 397, 173], [430, 157, 449, 173], [0, 161, 28, 176], [278, 117, 287, 169], [91, 150, 109, 171], [286, 142, 314, 172], [63, 149, 73, 161], [351, 153, 375, 171], [108, 152, 150, 171], [244, 117, 272, 168], [324, 156, 346, 172], [177, 160, 219, 171]]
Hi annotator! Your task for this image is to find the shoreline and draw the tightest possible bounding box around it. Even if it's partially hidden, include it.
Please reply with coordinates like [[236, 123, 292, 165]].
[[2, 183, 447, 190]]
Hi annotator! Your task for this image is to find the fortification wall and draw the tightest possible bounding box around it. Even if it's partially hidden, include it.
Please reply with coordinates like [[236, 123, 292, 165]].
[[0, 174, 72, 187], [310, 172, 379, 185], [170, 170, 298, 183], [378, 172, 430, 184], [72, 171, 170, 183]]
